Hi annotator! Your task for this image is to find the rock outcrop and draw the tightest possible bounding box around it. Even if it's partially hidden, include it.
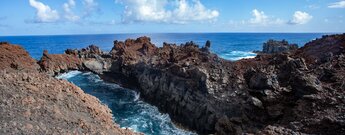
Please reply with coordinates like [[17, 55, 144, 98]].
[[0, 43, 137, 134], [0, 43, 40, 72], [38, 45, 112, 76], [295, 34, 345, 65], [261, 39, 298, 54], [38, 34, 345, 135]]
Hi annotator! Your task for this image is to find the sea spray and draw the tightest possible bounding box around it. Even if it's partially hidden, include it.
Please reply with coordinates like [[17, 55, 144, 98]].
[[57, 71, 196, 135], [219, 50, 257, 61]]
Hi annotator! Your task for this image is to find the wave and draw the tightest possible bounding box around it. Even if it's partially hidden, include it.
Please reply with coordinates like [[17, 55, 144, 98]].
[[219, 50, 256, 61], [57, 71, 196, 135], [132, 91, 140, 102], [56, 71, 82, 80], [125, 102, 196, 135]]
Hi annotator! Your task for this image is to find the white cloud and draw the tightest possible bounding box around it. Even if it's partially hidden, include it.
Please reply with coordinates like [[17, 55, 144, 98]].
[[289, 11, 312, 25], [308, 4, 319, 9], [63, 0, 80, 22], [83, 0, 98, 17], [248, 9, 284, 25], [29, 0, 60, 23], [84, 0, 98, 8], [328, 1, 345, 8], [117, 0, 219, 24], [249, 9, 268, 24]]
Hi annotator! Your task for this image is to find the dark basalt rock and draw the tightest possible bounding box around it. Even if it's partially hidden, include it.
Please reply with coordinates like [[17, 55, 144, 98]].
[[38, 34, 345, 135], [262, 39, 298, 54], [0, 41, 10, 45]]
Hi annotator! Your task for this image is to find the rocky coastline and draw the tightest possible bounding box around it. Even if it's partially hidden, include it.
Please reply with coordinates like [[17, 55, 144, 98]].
[[1, 34, 344, 134], [39, 34, 345, 135], [0, 42, 138, 134], [259, 39, 298, 54]]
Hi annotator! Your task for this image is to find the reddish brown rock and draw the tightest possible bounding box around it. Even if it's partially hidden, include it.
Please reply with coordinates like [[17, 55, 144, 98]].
[[39, 45, 112, 75], [296, 34, 345, 65], [0, 72, 137, 135], [0, 43, 138, 135], [38, 50, 83, 76], [36, 34, 345, 135], [0, 43, 39, 72]]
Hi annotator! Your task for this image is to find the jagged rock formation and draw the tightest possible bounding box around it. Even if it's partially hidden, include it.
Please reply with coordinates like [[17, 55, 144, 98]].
[[296, 34, 345, 64], [0, 43, 137, 134], [261, 39, 298, 54], [38, 45, 112, 76], [0, 43, 40, 72], [38, 34, 345, 135]]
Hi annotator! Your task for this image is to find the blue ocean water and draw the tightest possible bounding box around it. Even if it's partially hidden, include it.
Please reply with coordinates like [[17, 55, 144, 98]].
[[1, 33, 328, 135], [0, 33, 326, 60], [57, 71, 196, 135]]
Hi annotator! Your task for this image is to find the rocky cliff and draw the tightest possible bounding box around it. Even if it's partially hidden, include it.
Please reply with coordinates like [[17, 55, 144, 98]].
[[260, 39, 298, 54], [38, 34, 345, 135], [0, 43, 137, 134]]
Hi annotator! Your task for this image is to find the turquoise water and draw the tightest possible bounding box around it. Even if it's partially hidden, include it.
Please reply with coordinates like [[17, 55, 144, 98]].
[[57, 71, 196, 135], [0, 33, 326, 60], [2, 33, 328, 135]]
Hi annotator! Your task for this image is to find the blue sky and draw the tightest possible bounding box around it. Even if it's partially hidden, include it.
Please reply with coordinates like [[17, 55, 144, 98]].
[[0, 0, 344, 36]]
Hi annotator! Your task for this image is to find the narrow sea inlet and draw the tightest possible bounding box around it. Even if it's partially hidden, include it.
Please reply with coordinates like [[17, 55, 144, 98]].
[[57, 71, 196, 135]]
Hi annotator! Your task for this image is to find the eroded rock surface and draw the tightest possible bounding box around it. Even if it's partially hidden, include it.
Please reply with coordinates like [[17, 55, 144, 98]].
[[0, 43, 40, 72], [38, 34, 345, 135], [38, 45, 112, 75], [0, 43, 137, 135], [261, 39, 298, 54]]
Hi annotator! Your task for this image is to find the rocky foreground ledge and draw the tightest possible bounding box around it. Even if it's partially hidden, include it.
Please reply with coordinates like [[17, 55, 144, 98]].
[[0, 43, 138, 134], [2, 34, 344, 135]]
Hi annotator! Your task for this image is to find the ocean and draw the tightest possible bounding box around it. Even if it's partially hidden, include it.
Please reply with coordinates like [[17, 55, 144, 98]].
[[0, 33, 327, 135], [0, 33, 326, 60]]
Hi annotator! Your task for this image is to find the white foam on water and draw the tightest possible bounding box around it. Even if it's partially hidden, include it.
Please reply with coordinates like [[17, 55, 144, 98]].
[[103, 82, 121, 89], [234, 55, 256, 60], [134, 103, 197, 135], [59, 71, 197, 135], [133, 91, 140, 102], [220, 50, 257, 61], [56, 71, 82, 80]]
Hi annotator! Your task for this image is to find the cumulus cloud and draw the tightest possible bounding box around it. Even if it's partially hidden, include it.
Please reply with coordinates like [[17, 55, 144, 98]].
[[29, 0, 60, 23], [289, 11, 312, 25], [248, 9, 283, 25], [63, 0, 80, 21], [328, 1, 345, 8], [117, 0, 219, 24], [249, 9, 268, 24], [83, 0, 99, 17]]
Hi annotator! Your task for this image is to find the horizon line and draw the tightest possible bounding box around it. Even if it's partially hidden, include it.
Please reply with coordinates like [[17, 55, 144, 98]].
[[0, 32, 342, 37]]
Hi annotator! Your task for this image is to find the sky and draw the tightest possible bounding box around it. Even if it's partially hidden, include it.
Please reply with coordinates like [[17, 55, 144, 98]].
[[0, 0, 344, 36]]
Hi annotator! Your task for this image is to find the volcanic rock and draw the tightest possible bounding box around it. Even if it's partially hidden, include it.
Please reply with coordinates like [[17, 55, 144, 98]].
[[0, 43, 39, 72], [0, 43, 138, 134], [262, 39, 298, 54], [39, 45, 112, 75], [37, 34, 345, 135]]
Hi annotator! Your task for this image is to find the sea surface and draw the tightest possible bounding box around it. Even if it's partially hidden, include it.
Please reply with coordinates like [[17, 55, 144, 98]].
[[0, 33, 326, 60], [57, 71, 196, 135], [1, 33, 328, 135]]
